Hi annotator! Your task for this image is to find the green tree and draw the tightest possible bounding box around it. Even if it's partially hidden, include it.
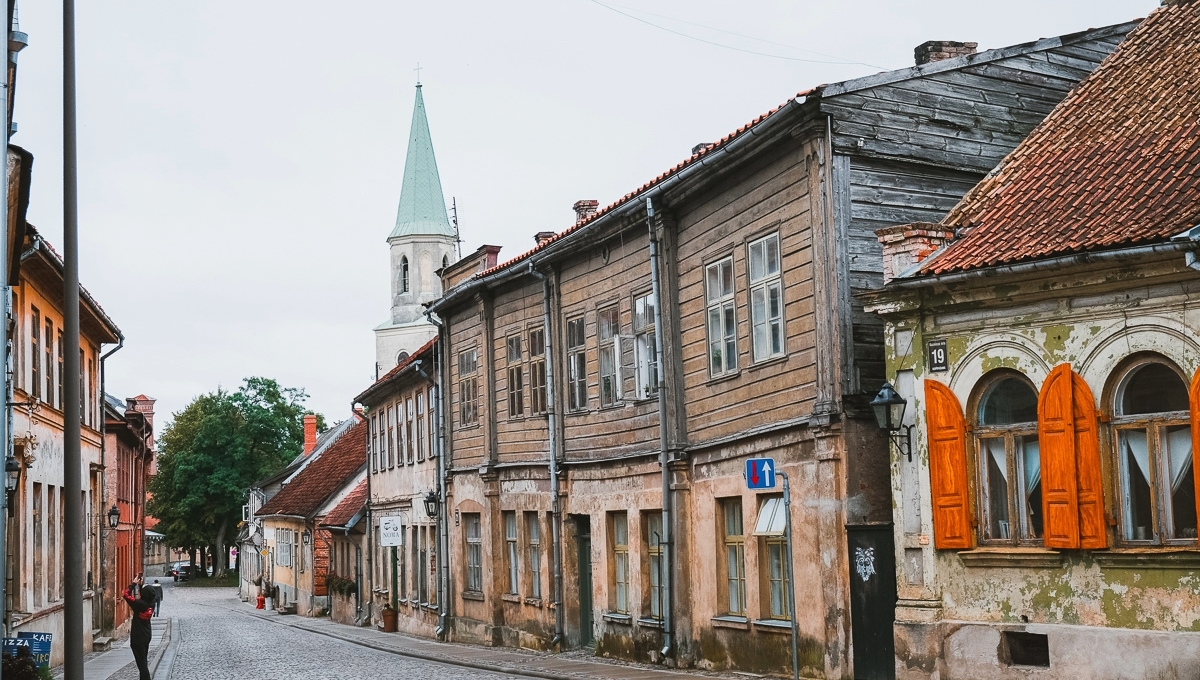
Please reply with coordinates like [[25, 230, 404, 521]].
[[148, 377, 317, 578]]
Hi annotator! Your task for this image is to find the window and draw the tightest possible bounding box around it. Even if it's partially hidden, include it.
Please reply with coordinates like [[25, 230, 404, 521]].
[[396, 401, 406, 466], [426, 524, 437, 605], [371, 416, 379, 472], [610, 513, 629, 614], [464, 513, 482, 592], [1113, 361, 1196, 544], [973, 374, 1042, 544], [30, 307, 40, 400], [633, 294, 658, 400], [45, 319, 53, 407], [442, 254, 449, 270], [57, 332, 64, 411], [526, 512, 542, 599], [705, 257, 737, 376], [406, 398, 415, 465], [387, 405, 395, 468], [720, 499, 746, 616], [504, 511, 518, 594], [427, 387, 436, 459], [748, 234, 784, 361], [529, 329, 547, 415], [400, 256, 410, 294], [645, 512, 664, 619], [567, 317, 587, 411], [458, 349, 478, 426], [418, 526, 429, 603], [753, 497, 789, 620], [416, 393, 426, 462], [598, 306, 621, 407], [277, 528, 293, 567], [507, 335, 524, 418]]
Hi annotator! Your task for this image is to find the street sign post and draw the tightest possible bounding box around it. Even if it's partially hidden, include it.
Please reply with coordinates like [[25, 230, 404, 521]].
[[747, 457, 797, 680]]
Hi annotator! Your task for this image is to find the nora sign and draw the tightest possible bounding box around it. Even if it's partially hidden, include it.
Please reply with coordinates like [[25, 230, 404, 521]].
[[746, 458, 776, 489], [380, 516, 403, 547]]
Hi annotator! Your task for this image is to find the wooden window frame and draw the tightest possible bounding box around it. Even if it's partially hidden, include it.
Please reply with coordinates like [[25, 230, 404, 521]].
[[566, 316, 588, 412], [427, 387, 436, 460], [632, 292, 658, 401], [506, 334, 525, 419], [386, 405, 395, 469], [406, 398, 415, 465], [504, 511, 519, 594], [458, 349, 479, 427], [1110, 358, 1197, 546], [643, 511, 664, 620], [609, 512, 629, 614], [526, 511, 542, 599], [969, 371, 1043, 547], [529, 328, 547, 416], [747, 233, 785, 363], [30, 306, 39, 400], [416, 392, 426, 462], [705, 256, 738, 377], [718, 498, 746, 616], [371, 415, 379, 472], [44, 319, 53, 408], [597, 306, 622, 408], [464, 513, 483, 593]]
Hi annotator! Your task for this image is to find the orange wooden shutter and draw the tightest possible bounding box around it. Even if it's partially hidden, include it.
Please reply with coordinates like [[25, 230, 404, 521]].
[[1038, 364, 1081, 548], [924, 380, 973, 549], [1190, 367, 1200, 535], [1071, 372, 1107, 549]]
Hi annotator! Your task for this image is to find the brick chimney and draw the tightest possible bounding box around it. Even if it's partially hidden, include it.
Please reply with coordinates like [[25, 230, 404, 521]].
[[303, 414, 318, 456], [876, 223, 956, 284], [914, 40, 977, 65], [573, 200, 599, 225], [535, 231, 557, 246]]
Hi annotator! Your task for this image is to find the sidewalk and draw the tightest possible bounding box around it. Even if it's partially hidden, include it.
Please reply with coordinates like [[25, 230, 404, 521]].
[[54, 617, 171, 680], [242, 605, 745, 680]]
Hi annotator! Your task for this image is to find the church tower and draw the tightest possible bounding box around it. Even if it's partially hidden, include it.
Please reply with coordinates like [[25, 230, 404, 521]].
[[374, 82, 458, 374]]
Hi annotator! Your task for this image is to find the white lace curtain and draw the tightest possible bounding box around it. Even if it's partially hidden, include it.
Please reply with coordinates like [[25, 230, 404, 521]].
[[1123, 428, 1193, 493]]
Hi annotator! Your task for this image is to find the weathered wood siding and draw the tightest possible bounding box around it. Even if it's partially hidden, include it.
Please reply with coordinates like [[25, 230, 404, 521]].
[[447, 302, 487, 470], [555, 227, 661, 461], [491, 279, 552, 464], [674, 139, 817, 445]]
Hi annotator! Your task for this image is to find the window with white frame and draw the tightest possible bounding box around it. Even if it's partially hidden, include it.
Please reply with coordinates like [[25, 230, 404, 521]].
[[416, 393, 426, 462], [598, 306, 621, 407], [504, 511, 519, 594], [371, 415, 379, 472], [705, 257, 737, 376], [464, 513, 483, 592], [276, 528, 294, 567], [610, 512, 629, 614], [748, 233, 784, 362], [406, 398, 415, 465], [507, 335, 525, 418], [974, 374, 1042, 544], [633, 293, 658, 400], [396, 400, 406, 466], [529, 328, 547, 415], [387, 405, 395, 468], [526, 512, 542, 599], [1113, 360, 1196, 544], [427, 387, 436, 459], [458, 349, 478, 426], [567, 317, 587, 411]]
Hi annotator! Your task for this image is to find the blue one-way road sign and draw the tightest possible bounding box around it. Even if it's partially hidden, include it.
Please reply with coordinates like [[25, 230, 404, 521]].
[[746, 458, 776, 489]]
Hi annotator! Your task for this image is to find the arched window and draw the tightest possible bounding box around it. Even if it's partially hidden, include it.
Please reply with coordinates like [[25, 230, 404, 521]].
[[973, 372, 1042, 544], [400, 256, 410, 294], [442, 254, 450, 270], [1112, 359, 1195, 543], [397, 351, 409, 366]]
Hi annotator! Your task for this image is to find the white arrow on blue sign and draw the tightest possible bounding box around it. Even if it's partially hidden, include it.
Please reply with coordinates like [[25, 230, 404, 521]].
[[746, 457, 776, 489]]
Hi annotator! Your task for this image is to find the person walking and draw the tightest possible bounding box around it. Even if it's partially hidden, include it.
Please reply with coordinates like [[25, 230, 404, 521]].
[[123, 578, 155, 680], [148, 579, 164, 616]]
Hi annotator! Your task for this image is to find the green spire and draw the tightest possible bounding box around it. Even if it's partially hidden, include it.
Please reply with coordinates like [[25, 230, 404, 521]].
[[390, 84, 456, 239]]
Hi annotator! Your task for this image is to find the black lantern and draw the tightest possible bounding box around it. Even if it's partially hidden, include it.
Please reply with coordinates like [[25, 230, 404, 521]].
[[107, 504, 121, 529], [871, 382, 914, 461], [4, 457, 19, 493], [423, 491, 439, 519]]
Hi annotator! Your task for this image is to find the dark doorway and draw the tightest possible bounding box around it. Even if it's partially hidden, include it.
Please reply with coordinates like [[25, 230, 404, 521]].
[[847, 524, 896, 680], [574, 515, 594, 647]]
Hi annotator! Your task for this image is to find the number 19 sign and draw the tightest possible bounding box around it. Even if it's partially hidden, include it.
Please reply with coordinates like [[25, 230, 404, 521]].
[[746, 458, 776, 489]]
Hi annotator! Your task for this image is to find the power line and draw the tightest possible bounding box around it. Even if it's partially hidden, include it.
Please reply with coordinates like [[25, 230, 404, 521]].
[[584, 0, 887, 70]]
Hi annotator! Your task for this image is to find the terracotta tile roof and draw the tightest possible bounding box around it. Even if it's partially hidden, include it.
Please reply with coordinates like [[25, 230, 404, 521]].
[[257, 419, 367, 518], [320, 478, 367, 528], [921, 2, 1200, 275], [353, 335, 437, 404]]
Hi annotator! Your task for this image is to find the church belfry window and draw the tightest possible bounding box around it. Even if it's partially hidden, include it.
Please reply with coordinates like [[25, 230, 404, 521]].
[[442, 254, 449, 270], [401, 256, 410, 294]]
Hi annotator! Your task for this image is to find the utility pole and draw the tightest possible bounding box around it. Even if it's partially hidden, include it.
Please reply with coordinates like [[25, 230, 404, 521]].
[[62, 0, 85, 676]]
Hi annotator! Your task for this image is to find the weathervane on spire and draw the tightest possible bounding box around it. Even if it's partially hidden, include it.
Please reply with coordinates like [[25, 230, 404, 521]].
[[414, 62, 422, 86]]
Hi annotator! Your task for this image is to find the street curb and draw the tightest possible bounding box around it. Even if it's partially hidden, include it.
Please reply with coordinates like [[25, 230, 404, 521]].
[[247, 611, 575, 680], [148, 618, 173, 678]]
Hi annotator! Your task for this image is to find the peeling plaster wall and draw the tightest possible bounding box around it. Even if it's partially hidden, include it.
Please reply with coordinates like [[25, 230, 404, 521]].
[[873, 257, 1200, 678]]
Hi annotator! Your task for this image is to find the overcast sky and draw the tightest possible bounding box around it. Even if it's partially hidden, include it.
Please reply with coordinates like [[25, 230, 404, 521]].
[[12, 0, 1155, 429]]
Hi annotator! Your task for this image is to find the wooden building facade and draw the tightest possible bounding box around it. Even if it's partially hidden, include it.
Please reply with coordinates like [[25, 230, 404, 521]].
[[426, 22, 1134, 678]]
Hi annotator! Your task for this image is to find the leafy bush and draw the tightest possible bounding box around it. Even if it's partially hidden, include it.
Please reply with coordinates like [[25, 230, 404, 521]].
[[2, 649, 40, 680], [325, 574, 358, 598]]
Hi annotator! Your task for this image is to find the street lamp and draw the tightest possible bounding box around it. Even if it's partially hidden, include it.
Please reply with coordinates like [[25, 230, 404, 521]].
[[4, 456, 19, 492], [871, 382, 914, 462], [423, 491, 439, 519], [107, 504, 121, 530]]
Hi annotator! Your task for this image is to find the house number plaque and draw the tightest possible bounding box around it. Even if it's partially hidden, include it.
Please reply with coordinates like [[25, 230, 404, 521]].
[[927, 339, 949, 372]]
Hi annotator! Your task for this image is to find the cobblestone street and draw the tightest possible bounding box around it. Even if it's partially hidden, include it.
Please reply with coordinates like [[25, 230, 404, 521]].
[[116, 584, 523, 680]]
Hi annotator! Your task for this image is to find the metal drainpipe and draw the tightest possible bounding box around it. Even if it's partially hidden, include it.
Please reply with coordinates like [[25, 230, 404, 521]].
[[527, 264, 564, 648], [97, 336, 124, 633], [423, 310, 450, 640], [358, 399, 375, 624], [645, 195, 673, 659]]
